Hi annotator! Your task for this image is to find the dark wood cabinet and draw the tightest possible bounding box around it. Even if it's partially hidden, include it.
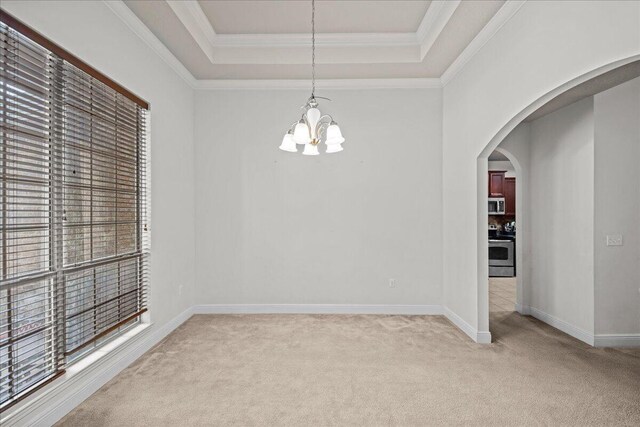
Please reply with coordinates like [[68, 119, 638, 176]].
[[504, 177, 516, 216], [488, 171, 506, 197]]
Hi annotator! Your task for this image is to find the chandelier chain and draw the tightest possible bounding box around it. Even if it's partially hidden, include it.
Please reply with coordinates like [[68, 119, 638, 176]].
[[278, 0, 344, 155], [311, 0, 315, 98]]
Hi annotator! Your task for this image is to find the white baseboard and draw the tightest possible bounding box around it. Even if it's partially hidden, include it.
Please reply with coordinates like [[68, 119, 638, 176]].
[[193, 304, 444, 315], [594, 334, 640, 348], [1, 306, 195, 427], [520, 305, 594, 346], [443, 306, 492, 344], [194, 304, 495, 344]]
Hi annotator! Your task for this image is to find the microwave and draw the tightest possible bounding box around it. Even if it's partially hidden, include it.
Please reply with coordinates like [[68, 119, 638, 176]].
[[488, 197, 505, 215]]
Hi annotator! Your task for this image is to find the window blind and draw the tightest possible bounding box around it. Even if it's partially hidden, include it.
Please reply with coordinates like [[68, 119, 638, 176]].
[[0, 11, 148, 411], [60, 61, 148, 356]]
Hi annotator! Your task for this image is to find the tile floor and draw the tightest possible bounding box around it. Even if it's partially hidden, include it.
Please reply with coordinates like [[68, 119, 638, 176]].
[[489, 277, 516, 312]]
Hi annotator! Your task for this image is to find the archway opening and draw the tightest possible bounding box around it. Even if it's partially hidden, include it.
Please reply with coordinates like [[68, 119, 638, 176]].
[[487, 147, 521, 333], [476, 57, 640, 343]]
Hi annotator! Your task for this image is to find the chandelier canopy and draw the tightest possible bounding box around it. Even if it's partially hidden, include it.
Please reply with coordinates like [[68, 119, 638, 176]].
[[279, 0, 345, 155]]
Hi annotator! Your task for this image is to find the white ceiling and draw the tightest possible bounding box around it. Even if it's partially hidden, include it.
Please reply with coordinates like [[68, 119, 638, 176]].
[[200, 1, 432, 34], [121, 0, 511, 81], [488, 151, 510, 161]]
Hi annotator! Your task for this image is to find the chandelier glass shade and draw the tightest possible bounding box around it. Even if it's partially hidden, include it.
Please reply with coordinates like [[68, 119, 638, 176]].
[[279, 0, 345, 155]]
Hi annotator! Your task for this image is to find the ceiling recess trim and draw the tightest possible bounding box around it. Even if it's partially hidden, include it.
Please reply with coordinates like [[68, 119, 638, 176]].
[[105, 0, 527, 89], [440, 0, 527, 86], [195, 78, 442, 90], [165, 0, 460, 65], [417, 0, 461, 60], [212, 32, 418, 48], [104, 0, 198, 87], [166, 0, 216, 63]]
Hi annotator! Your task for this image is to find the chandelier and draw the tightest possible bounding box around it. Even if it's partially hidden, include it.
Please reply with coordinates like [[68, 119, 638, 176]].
[[279, 0, 345, 155]]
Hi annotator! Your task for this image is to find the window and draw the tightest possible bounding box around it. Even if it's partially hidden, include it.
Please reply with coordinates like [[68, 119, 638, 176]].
[[0, 11, 149, 411]]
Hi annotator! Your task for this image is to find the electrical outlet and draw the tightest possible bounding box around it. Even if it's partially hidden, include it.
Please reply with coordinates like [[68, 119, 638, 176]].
[[606, 234, 623, 246], [389, 279, 396, 288]]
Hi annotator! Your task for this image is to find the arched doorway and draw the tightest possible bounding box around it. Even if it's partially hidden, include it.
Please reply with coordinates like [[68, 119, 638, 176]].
[[476, 55, 640, 341], [487, 146, 523, 317]]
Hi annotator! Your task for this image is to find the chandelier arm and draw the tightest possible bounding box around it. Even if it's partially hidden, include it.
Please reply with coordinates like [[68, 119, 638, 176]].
[[301, 115, 313, 139], [315, 115, 333, 140], [316, 115, 333, 128], [287, 121, 299, 134]]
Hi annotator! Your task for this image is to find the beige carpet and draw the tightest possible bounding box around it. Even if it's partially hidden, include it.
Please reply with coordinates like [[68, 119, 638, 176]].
[[489, 277, 517, 312], [57, 313, 640, 426]]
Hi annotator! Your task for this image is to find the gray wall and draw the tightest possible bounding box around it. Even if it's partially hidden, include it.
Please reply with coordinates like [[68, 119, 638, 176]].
[[500, 79, 640, 341], [496, 123, 531, 312], [194, 88, 443, 306], [529, 97, 595, 336], [488, 161, 516, 177], [594, 77, 640, 335]]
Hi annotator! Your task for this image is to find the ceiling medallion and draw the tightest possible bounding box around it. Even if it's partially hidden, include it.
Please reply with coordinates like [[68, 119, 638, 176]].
[[279, 0, 345, 155]]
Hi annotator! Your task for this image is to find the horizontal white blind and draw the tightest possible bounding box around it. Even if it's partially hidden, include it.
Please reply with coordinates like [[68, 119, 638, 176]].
[[0, 15, 148, 410], [59, 61, 148, 356], [0, 21, 65, 408]]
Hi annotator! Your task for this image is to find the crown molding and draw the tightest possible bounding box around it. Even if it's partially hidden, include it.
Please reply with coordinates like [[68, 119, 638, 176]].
[[213, 32, 417, 48], [104, 0, 197, 88], [416, 0, 461, 60], [104, 1, 439, 90], [195, 78, 442, 90], [164, 0, 450, 65], [166, 0, 216, 63], [106, 0, 525, 90], [441, 0, 527, 86]]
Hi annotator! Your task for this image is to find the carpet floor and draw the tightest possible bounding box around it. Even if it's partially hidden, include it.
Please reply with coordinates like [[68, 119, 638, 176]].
[[57, 313, 640, 426]]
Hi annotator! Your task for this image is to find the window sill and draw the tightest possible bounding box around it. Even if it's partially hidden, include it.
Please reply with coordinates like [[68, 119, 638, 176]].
[[66, 322, 152, 374], [1, 321, 153, 426]]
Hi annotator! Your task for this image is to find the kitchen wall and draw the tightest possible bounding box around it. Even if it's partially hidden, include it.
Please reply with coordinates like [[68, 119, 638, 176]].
[[487, 157, 516, 229], [488, 161, 516, 177], [529, 98, 595, 337], [594, 76, 640, 337], [194, 88, 443, 307], [443, 0, 640, 338]]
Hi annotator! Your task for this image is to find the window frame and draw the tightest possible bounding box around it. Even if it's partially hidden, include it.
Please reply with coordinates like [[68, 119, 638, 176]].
[[0, 9, 150, 412]]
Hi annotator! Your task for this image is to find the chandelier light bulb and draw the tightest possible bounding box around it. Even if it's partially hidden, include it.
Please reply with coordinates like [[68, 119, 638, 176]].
[[325, 124, 345, 145], [279, 133, 298, 153], [293, 122, 311, 145], [326, 143, 343, 154], [278, 0, 345, 155], [302, 143, 320, 156]]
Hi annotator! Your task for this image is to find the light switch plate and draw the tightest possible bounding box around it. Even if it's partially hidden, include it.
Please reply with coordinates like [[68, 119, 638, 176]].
[[606, 234, 623, 246]]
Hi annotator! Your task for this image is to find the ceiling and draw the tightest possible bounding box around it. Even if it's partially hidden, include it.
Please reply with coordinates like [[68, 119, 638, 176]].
[[122, 0, 508, 81], [488, 151, 510, 161], [200, 1, 432, 34]]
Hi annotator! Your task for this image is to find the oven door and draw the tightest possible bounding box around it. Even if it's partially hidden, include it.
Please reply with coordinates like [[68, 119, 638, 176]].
[[488, 240, 514, 266]]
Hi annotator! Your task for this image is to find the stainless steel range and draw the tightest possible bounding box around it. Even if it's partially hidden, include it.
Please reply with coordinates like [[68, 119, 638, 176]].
[[489, 239, 515, 277]]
